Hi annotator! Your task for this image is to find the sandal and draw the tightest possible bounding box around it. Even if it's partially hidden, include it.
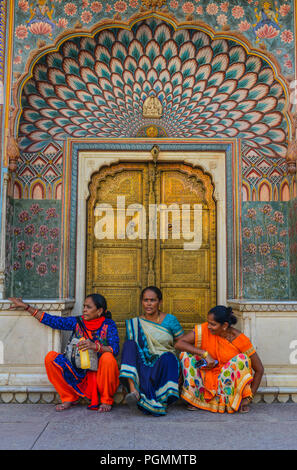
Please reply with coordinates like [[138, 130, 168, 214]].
[[55, 400, 79, 412], [125, 391, 139, 408]]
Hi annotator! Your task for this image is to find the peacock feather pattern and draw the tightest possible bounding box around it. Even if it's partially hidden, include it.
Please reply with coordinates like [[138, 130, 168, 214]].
[[19, 19, 288, 157]]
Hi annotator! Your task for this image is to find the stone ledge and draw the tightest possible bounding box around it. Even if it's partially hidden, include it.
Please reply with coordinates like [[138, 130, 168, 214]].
[[228, 300, 297, 312], [1, 387, 297, 405], [0, 299, 75, 312]]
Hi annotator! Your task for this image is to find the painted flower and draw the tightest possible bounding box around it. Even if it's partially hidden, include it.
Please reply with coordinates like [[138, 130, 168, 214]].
[[232, 5, 244, 19], [81, 10, 93, 23], [46, 243, 56, 255], [49, 228, 59, 239], [279, 4, 290, 16], [64, 2, 77, 16], [256, 24, 279, 39], [206, 3, 218, 14], [13, 227, 22, 236], [13, 262, 21, 271], [24, 224, 35, 236], [280, 230, 287, 237], [17, 241, 26, 252], [91, 1, 103, 12], [196, 5, 203, 13], [273, 241, 285, 253], [105, 4, 112, 12], [114, 1, 127, 12], [39, 225, 49, 237], [30, 203, 43, 215], [82, 0, 89, 7], [15, 25, 28, 40], [32, 242, 43, 256], [280, 260, 288, 267], [18, 210, 31, 223], [37, 262, 48, 276], [220, 2, 229, 12], [259, 242, 270, 256], [246, 243, 257, 255], [45, 208, 58, 219], [129, 0, 138, 7], [254, 226, 263, 237], [217, 14, 227, 26], [267, 259, 277, 269], [260, 204, 272, 215], [51, 264, 58, 273], [29, 22, 53, 35], [267, 224, 277, 235], [57, 18, 69, 28], [246, 208, 256, 219], [281, 29, 293, 43], [14, 56, 22, 65], [25, 260, 34, 270], [254, 263, 264, 275], [18, 0, 29, 11], [182, 2, 195, 13], [272, 211, 284, 224], [285, 60, 293, 69], [238, 20, 251, 32], [243, 227, 252, 238], [170, 0, 178, 7]]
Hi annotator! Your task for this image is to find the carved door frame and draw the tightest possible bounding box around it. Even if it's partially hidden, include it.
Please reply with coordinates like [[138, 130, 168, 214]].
[[73, 150, 227, 315]]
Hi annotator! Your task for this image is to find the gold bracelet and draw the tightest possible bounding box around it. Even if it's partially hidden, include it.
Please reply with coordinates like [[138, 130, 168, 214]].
[[202, 351, 208, 359]]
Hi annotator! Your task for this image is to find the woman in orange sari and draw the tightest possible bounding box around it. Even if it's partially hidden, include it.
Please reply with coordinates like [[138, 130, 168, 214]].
[[175, 305, 264, 413]]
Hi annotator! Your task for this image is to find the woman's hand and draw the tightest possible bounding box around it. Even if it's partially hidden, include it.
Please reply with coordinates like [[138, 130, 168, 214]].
[[77, 339, 96, 352], [205, 354, 217, 369], [8, 297, 28, 310]]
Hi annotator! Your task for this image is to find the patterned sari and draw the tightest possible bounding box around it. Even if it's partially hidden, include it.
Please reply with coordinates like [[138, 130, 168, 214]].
[[120, 315, 183, 416], [180, 322, 255, 413]]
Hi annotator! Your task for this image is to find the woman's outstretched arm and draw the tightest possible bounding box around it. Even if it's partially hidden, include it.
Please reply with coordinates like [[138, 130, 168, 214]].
[[8, 297, 77, 330]]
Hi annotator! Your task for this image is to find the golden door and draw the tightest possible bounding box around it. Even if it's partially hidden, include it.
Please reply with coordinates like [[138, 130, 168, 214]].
[[86, 162, 216, 346]]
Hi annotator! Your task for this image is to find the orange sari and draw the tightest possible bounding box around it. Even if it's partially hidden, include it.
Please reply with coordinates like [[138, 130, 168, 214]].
[[180, 322, 255, 413]]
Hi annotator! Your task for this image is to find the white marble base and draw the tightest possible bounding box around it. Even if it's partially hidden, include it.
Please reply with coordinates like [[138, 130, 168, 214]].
[[228, 300, 297, 393], [0, 299, 75, 398]]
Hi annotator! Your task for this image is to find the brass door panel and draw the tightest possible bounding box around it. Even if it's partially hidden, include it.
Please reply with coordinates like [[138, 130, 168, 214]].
[[86, 161, 216, 348]]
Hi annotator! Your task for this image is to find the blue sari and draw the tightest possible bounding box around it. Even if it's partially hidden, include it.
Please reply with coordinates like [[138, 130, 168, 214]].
[[120, 314, 184, 416]]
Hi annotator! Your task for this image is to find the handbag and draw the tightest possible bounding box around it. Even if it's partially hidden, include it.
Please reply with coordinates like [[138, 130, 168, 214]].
[[64, 317, 99, 371]]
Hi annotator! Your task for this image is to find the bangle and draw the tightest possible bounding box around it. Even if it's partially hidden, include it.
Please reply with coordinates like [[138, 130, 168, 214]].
[[31, 309, 39, 317], [202, 351, 208, 359], [25, 305, 31, 311], [95, 341, 102, 352]]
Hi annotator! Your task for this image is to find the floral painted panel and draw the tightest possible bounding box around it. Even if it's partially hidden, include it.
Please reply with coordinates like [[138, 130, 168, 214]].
[[13, 0, 295, 78], [289, 197, 297, 299], [242, 202, 289, 299], [7, 199, 61, 299]]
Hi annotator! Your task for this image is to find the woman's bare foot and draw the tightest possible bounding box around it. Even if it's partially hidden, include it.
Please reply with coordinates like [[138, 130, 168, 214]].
[[239, 398, 250, 413], [98, 403, 112, 413], [55, 400, 79, 412], [125, 390, 140, 408]]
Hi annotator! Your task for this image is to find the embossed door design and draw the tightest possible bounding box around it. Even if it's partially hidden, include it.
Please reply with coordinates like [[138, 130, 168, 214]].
[[86, 162, 216, 345]]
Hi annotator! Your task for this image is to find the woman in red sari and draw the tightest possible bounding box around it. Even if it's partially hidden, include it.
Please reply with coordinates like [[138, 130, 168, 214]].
[[175, 305, 264, 413], [9, 294, 119, 412]]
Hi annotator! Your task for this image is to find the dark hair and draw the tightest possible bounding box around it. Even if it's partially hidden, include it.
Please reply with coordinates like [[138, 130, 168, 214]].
[[141, 286, 162, 301], [86, 293, 112, 319], [208, 305, 237, 326]]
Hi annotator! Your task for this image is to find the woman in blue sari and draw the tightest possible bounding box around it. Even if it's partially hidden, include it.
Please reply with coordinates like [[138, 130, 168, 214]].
[[120, 286, 184, 416]]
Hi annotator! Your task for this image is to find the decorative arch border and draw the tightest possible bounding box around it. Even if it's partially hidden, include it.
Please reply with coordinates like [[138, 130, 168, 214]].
[[12, 11, 293, 140]]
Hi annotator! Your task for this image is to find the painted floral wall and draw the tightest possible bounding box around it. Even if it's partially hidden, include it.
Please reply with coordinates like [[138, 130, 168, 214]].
[[289, 197, 297, 298], [5, 199, 61, 298], [242, 201, 290, 299], [13, 0, 295, 79]]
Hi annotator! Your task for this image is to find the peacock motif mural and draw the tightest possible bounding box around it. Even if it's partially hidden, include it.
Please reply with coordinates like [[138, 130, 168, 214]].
[[19, 18, 288, 159]]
